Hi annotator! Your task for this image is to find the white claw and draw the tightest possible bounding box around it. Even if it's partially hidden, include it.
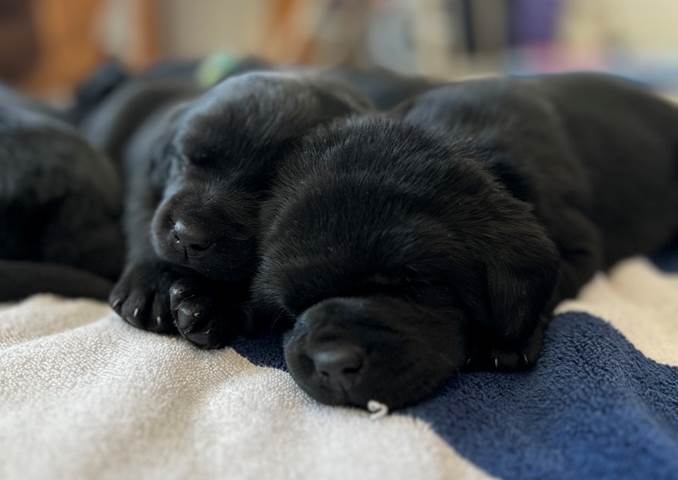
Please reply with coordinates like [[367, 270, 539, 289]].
[[494, 357, 499, 369], [193, 311, 201, 318], [133, 308, 139, 318], [523, 354, 529, 365], [156, 316, 162, 325]]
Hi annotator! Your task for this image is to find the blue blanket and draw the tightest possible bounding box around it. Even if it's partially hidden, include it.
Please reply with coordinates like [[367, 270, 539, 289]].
[[408, 311, 678, 480]]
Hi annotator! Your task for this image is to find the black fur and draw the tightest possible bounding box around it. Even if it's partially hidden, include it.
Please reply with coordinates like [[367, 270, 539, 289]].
[[69, 57, 208, 128], [80, 77, 200, 170], [252, 73, 678, 409], [75, 59, 434, 164], [0, 87, 124, 300], [0, 260, 113, 301], [68, 59, 132, 126], [108, 72, 372, 347]]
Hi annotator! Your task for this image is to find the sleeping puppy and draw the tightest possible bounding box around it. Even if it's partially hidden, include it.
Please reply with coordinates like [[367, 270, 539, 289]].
[[109, 71, 372, 347], [0, 86, 124, 300], [252, 73, 678, 409]]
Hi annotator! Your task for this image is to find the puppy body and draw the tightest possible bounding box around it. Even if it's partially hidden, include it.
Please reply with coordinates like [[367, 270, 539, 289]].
[[253, 73, 678, 408], [404, 73, 678, 269], [0, 90, 124, 299], [109, 72, 372, 347]]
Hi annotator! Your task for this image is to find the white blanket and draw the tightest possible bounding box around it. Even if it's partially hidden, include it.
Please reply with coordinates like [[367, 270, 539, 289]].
[[1, 257, 677, 480]]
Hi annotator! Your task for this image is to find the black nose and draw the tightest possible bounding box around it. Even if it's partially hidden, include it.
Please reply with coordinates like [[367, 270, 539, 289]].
[[172, 220, 213, 254], [310, 343, 366, 388]]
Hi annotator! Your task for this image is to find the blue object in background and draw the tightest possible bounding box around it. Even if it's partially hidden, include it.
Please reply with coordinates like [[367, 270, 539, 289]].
[[508, 0, 562, 46]]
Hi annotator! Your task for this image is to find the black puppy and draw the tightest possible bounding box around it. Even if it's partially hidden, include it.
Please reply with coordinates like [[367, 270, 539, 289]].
[[108, 71, 372, 347], [252, 73, 678, 409], [0, 86, 124, 301]]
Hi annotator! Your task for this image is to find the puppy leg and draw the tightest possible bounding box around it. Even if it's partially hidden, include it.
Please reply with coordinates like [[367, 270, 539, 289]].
[[469, 207, 603, 371], [110, 170, 183, 333], [549, 207, 604, 303], [468, 317, 548, 371], [169, 277, 249, 348]]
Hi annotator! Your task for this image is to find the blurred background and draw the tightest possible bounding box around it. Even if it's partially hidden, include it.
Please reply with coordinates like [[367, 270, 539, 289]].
[[4, 0, 678, 98]]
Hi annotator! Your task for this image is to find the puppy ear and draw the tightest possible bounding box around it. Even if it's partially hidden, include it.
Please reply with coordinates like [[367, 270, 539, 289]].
[[484, 228, 559, 344]]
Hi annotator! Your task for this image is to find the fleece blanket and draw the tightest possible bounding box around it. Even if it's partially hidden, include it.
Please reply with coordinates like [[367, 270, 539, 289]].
[[1, 251, 677, 480]]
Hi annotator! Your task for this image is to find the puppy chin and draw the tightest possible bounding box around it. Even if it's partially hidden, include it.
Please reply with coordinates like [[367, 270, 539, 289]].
[[283, 296, 466, 409], [185, 254, 257, 282]]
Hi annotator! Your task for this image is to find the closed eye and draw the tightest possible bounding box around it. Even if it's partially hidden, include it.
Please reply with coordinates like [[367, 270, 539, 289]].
[[282, 274, 411, 316], [339, 272, 427, 300], [358, 272, 461, 307]]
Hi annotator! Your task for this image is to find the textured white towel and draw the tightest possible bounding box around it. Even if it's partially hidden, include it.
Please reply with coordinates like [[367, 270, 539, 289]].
[[1, 256, 676, 480], [0, 297, 488, 480]]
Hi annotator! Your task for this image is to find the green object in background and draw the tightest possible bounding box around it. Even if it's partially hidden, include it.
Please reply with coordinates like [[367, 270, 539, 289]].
[[196, 53, 239, 87]]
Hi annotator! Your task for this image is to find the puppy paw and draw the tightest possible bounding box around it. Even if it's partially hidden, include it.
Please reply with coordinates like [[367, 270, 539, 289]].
[[484, 344, 538, 370], [467, 321, 546, 371], [169, 277, 243, 349], [109, 261, 180, 334]]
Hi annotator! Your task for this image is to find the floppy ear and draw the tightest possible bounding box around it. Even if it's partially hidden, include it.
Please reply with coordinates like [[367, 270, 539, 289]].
[[484, 226, 560, 344]]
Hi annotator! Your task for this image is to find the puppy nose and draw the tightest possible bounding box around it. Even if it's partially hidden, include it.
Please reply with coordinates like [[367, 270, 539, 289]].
[[172, 220, 212, 254], [310, 343, 365, 387]]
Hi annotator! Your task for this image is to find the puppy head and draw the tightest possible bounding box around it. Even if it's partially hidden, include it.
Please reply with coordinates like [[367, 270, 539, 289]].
[[150, 72, 372, 281], [254, 118, 559, 408]]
